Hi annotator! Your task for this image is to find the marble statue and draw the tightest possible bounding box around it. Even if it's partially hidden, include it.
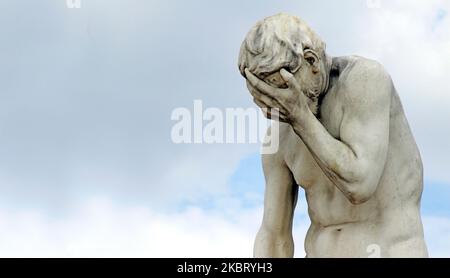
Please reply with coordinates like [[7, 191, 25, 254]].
[[238, 13, 428, 258]]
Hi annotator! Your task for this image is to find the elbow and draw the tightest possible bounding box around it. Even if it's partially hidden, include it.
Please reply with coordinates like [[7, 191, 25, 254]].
[[342, 165, 379, 205], [344, 179, 378, 205], [329, 161, 381, 205], [347, 191, 372, 205]]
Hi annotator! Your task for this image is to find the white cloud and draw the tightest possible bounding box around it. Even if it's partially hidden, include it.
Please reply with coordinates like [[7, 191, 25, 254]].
[[0, 196, 314, 258], [0, 0, 265, 209], [354, 0, 450, 182], [0, 197, 447, 258], [0, 0, 448, 258], [0, 197, 257, 257]]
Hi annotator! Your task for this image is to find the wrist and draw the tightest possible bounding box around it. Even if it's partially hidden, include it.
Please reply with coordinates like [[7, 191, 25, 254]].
[[290, 104, 311, 131]]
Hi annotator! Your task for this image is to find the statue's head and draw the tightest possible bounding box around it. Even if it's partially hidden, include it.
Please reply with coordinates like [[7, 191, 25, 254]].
[[238, 13, 330, 110]]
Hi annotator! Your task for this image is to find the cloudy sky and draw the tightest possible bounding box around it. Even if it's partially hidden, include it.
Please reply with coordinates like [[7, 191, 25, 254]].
[[0, 0, 449, 257]]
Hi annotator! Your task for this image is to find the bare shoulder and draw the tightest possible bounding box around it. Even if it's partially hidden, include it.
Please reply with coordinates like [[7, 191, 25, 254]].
[[261, 123, 291, 169], [344, 56, 390, 78], [339, 56, 393, 108]]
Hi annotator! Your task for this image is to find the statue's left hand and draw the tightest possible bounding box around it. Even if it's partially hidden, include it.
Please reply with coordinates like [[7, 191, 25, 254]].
[[244, 68, 310, 125]]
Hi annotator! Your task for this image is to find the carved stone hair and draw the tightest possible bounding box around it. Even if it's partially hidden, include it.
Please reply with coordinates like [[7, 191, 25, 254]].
[[238, 13, 326, 78]]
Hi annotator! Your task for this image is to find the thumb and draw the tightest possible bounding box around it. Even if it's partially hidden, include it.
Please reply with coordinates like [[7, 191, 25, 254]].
[[280, 69, 301, 92], [280, 68, 294, 82]]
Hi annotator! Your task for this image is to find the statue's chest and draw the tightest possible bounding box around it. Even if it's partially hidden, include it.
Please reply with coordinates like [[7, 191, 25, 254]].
[[283, 89, 344, 189], [284, 135, 323, 189]]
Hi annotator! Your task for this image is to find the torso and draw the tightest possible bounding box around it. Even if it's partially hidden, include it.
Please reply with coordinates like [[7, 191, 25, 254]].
[[279, 56, 428, 257]]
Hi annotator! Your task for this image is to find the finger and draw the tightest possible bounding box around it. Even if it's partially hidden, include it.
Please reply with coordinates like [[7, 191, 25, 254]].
[[261, 107, 288, 122], [275, 116, 289, 123], [262, 109, 288, 122], [245, 68, 278, 98], [253, 98, 267, 109], [247, 81, 279, 107], [280, 68, 302, 93], [253, 96, 288, 118], [269, 108, 286, 121]]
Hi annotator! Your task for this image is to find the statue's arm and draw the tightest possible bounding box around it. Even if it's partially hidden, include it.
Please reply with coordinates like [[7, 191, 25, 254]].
[[293, 62, 392, 205], [254, 146, 298, 258]]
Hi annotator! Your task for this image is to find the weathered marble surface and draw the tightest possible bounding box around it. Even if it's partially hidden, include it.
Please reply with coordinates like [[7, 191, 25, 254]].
[[238, 13, 427, 258]]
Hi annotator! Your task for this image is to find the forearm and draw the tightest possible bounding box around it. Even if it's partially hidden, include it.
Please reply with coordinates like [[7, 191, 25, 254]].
[[254, 229, 294, 258], [291, 109, 368, 199], [243, 62, 390, 204]]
